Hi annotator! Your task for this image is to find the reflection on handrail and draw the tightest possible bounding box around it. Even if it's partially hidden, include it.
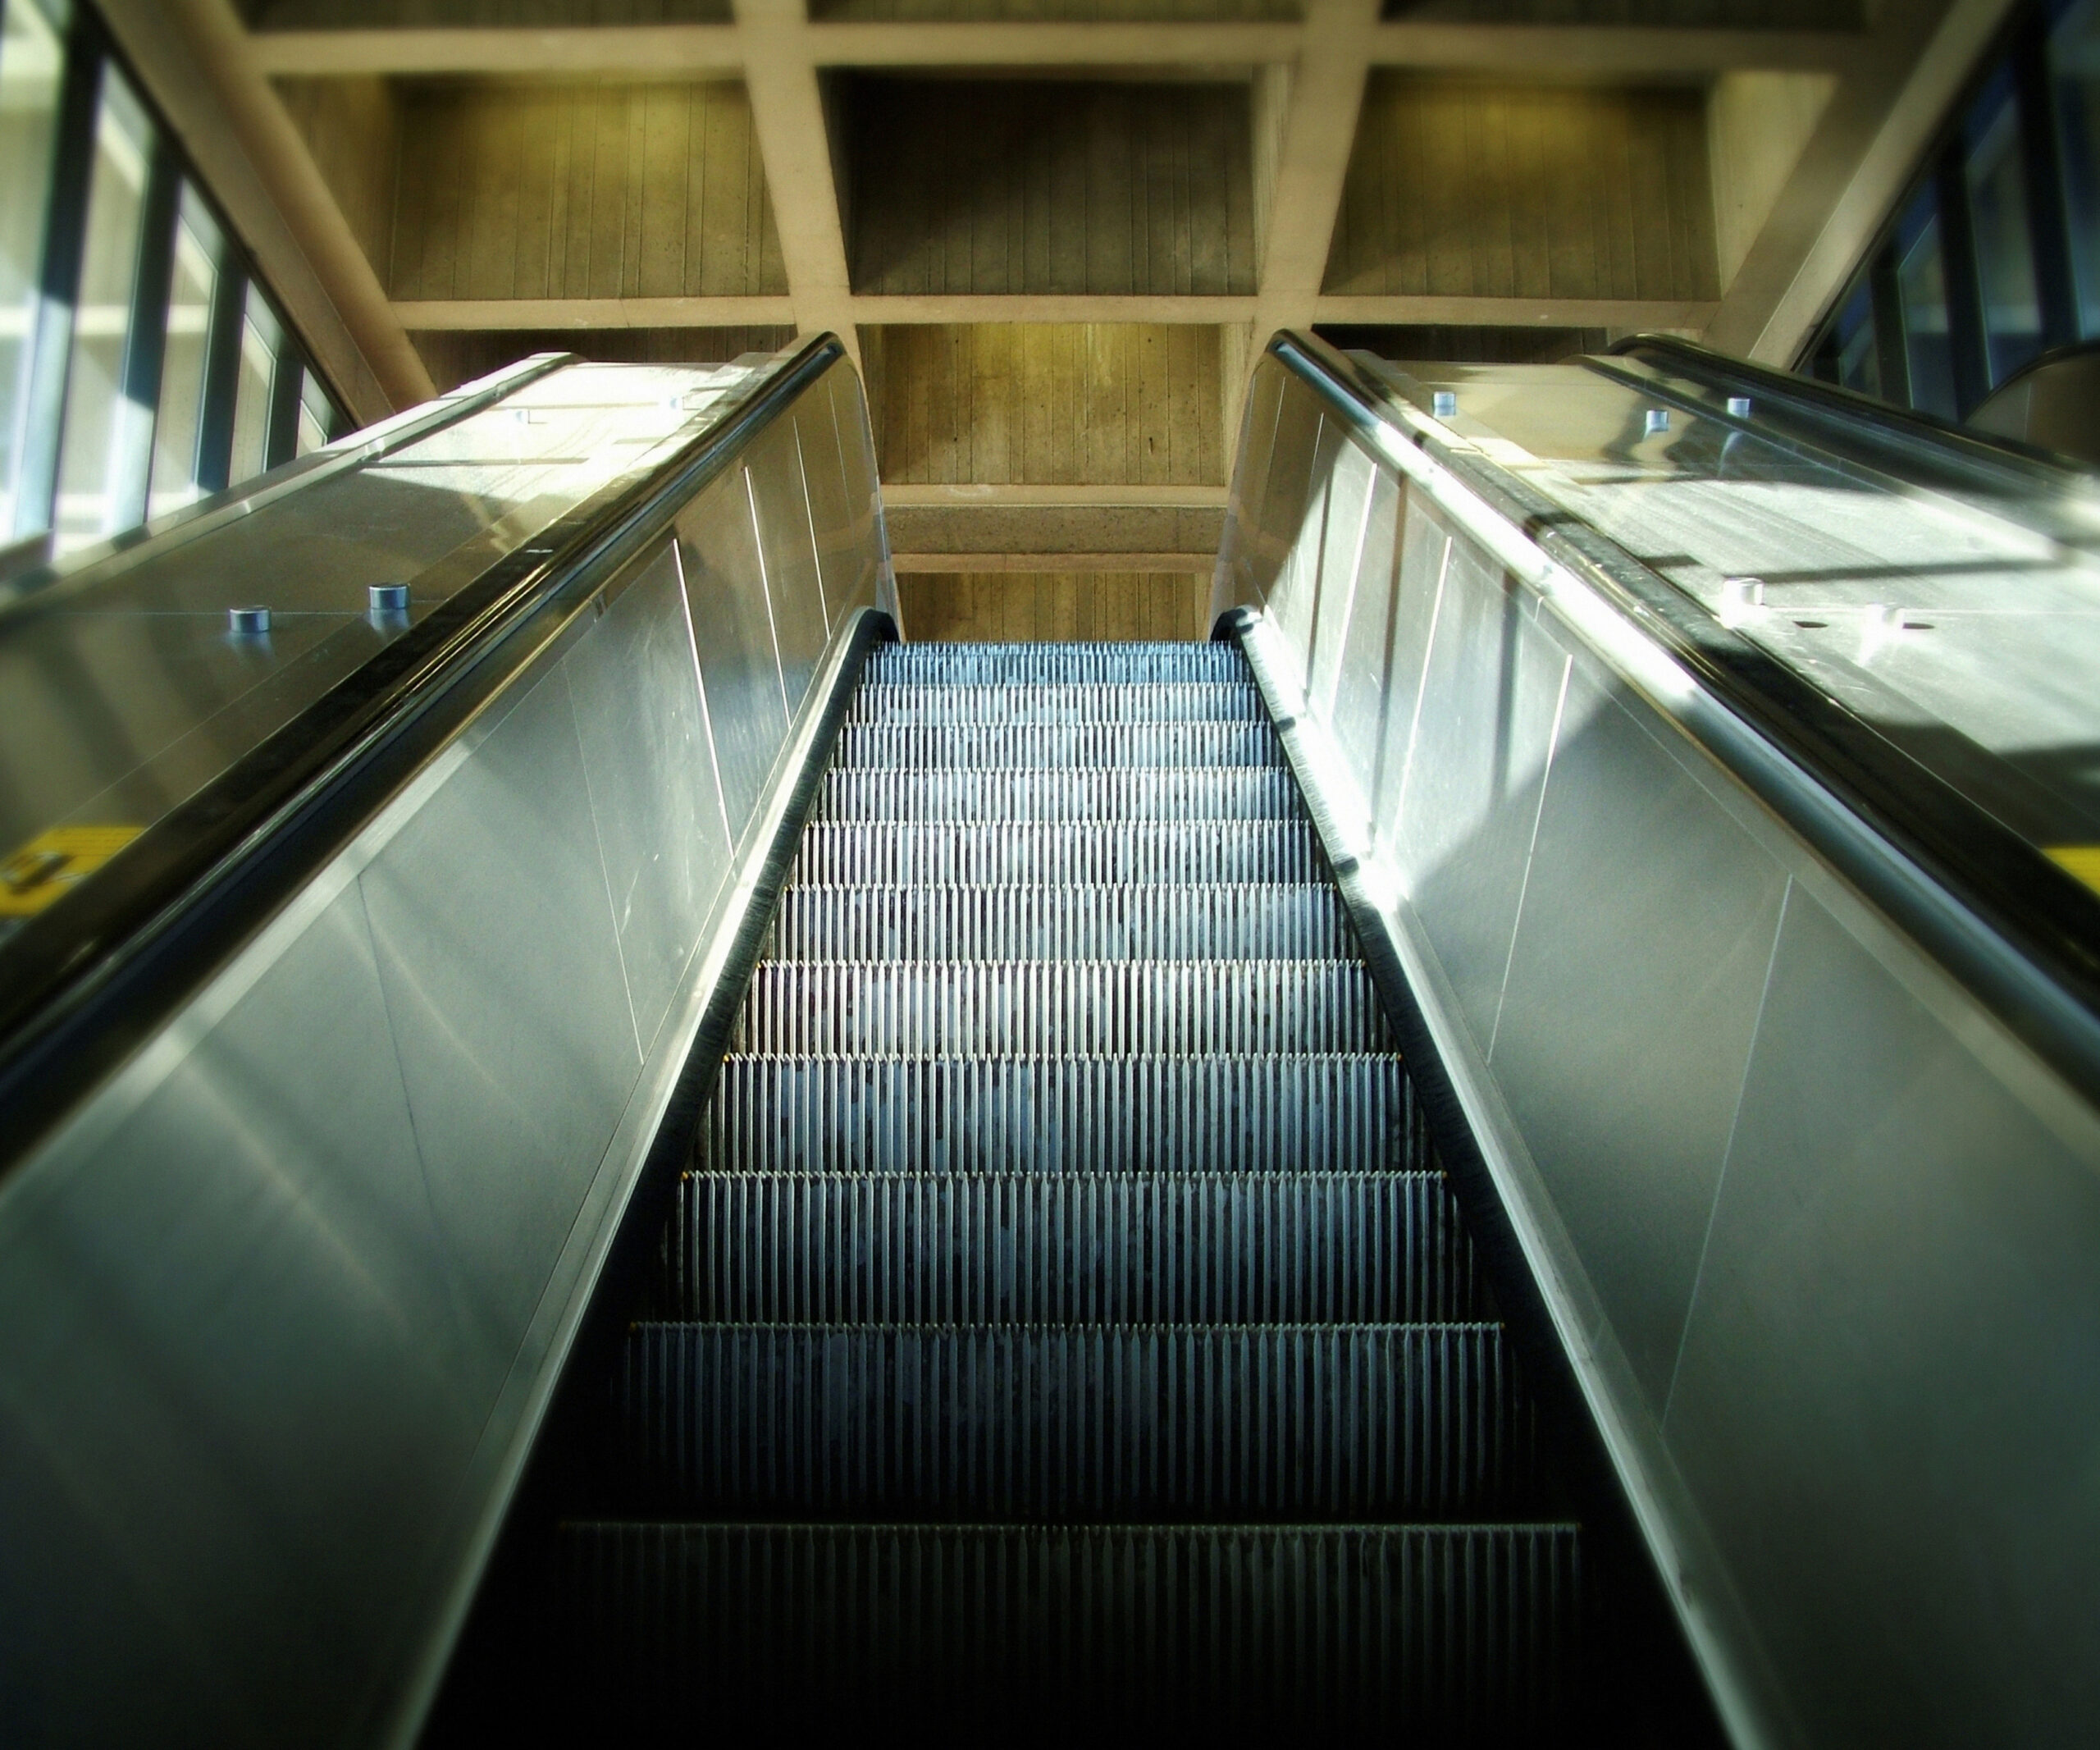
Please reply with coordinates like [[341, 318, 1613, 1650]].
[[0, 334, 847, 1170]]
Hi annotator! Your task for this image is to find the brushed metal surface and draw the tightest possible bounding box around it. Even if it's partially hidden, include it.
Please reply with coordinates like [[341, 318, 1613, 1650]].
[[743, 421, 829, 720], [1305, 437, 1379, 721], [359, 662, 639, 1373], [566, 541, 726, 1057], [0, 884, 465, 1748], [1392, 537, 1569, 1061], [1218, 339, 2100, 1750], [676, 469, 788, 841], [1667, 887, 2100, 1748], [1493, 671, 1788, 1414]]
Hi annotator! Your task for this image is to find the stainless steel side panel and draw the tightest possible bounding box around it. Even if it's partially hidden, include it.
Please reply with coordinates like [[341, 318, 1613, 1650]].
[[677, 468, 789, 838], [1220, 346, 2100, 1750], [0, 351, 889, 1748]]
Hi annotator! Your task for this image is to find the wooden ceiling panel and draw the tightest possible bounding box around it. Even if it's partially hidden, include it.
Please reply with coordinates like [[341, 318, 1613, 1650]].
[[862, 322, 1226, 484], [388, 79, 787, 303], [841, 76, 1256, 296], [1325, 73, 1719, 300]]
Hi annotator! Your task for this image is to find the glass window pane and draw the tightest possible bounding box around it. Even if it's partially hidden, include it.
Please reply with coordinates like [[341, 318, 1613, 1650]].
[[148, 180, 216, 519], [1832, 280, 1881, 396], [227, 285, 280, 487], [0, 0, 66, 535], [294, 364, 329, 456], [2052, 0, 2100, 336], [1897, 190, 1960, 419], [1965, 74, 2044, 384], [52, 66, 149, 555]]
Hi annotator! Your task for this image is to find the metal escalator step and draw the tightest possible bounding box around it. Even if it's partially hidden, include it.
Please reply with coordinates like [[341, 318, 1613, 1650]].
[[698, 1054, 1414, 1177], [734, 960, 1389, 1056], [846, 682, 1265, 726], [817, 766, 1304, 823], [615, 1323, 1536, 1520], [790, 820, 1327, 884], [666, 1172, 1474, 1324], [864, 640, 1244, 687], [765, 882, 1354, 962], [555, 1520, 1579, 1731], [831, 722, 1285, 771]]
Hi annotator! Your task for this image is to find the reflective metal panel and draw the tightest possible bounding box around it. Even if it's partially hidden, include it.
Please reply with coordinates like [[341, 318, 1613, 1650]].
[[358, 663, 638, 1382], [567, 541, 727, 1058], [1390, 539, 1568, 1060], [745, 422, 829, 721], [0, 883, 463, 1747], [1365, 488, 1453, 837], [1494, 672, 1789, 1414], [1264, 416, 1345, 662], [677, 470, 788, 841], [1306, 436, 1378, 721], [1329, 466, 1404, 786], [1668, 888, 2100, 1748], [797, 386, 857, 631], [824, 368, 892, 624]]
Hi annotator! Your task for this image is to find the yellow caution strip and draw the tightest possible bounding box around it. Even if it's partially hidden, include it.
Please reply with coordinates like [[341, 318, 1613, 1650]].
[[0, 825, 144, 918], [2045, 846, 2100, 894]]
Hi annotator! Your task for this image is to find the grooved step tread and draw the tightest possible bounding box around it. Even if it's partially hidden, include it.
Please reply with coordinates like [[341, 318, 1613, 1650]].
[[766, 882, 1356, 962], [663, 1169, 1476, 1324], [847, 681, 1266, 725], [791, 820, 1330, 884], [699, 1053, 1419, 1177], [834, 722, 1286, 770], [734, 960, 1390, 1055], [552, 1520, 1580, 1732], [818, 766, 1308, 824], [612, 1323, 1539, 1520]]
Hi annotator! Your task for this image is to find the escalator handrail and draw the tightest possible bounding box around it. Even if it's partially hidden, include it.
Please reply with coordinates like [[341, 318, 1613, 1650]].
[[1258, 328, 2100, 1115], [0, 350, 574, 615], [0, 331, 848, 1170], [1604, 331, 2098, 499]]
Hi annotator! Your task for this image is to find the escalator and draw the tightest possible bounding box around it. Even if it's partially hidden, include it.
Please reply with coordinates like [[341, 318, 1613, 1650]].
[[427, 638, 1615, 1738], [3, 324, 2099, 1749]]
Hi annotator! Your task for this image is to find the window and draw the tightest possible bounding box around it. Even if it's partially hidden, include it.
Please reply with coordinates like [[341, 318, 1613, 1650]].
[[149, 183, 217, 518], [0, 0, 66, 537], [51, 61, 147, 554], [1805, 0, 2093, 421], [0, 0, 352, 571], [1897, 194, 1961, 419], [1965, 71, 2047, 384]]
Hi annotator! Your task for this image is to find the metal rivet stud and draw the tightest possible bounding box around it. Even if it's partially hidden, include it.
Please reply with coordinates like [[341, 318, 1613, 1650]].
[[1727, 396, 1752, 418], [368, 583, 409, 611], [1431, 391, 1458, 418], [1644, 409, 1670, 436], [228, 605, 270, 635]]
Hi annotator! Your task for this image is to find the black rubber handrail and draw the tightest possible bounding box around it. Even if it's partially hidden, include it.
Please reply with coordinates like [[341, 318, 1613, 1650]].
[[1602, 331, 2099, 511], [1269, 329, 2100, 1113], [0, 332, 847, 1167]]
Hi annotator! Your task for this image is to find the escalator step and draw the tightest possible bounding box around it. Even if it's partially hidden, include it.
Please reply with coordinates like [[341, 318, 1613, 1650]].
[[614, 1323, 1536, 1519], [863, 641, 1243, 686], [817, 766, 1305, 823], [664, 1171, 1473, 1324], [554, 1519, 1579, 1732], [765, 882, 1355, 962], [733, 960, 1390, 1056], [698, 1053, 1415, 1177], [790, 820, 1328, 885], [833, 722, 1285, 770], [847, 681, 1266, 726]]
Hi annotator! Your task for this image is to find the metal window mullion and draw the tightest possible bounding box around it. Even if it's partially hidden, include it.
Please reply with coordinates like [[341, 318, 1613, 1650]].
[[1869, 248, 1912, 407], [11, 11, 105, 540], [1934, 144, 1993, 414], [262, 341, 303, 471], [192, 257, 245, 494], [2013, 3, 2081, 351], [106, 138, 180, 531]]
